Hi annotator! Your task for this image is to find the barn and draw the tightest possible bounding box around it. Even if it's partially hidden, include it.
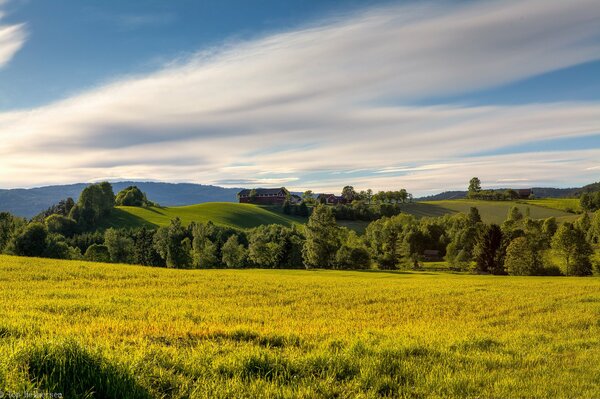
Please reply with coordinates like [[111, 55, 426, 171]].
[[237, 187, 290, 205]]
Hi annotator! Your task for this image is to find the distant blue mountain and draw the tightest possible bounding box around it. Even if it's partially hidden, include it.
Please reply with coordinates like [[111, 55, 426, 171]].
[[0, 181, 242, 218]]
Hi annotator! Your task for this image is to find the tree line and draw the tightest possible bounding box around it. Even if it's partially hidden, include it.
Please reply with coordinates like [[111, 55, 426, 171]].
[[0, 182, 599, 275]]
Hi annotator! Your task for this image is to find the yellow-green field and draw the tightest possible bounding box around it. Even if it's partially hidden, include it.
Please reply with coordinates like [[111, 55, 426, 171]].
[[522, 198, 582, 214], [1, 255, 599, 398], [405, 200, 578, 224]]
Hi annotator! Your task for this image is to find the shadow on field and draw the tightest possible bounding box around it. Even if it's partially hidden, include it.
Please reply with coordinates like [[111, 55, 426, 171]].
[[351, 269, 437, 276], [16, 339, 150, 399]]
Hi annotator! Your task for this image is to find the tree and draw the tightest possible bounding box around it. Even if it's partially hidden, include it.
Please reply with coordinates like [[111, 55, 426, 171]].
[[153, 218, 191, 268], [190, 222, 219, 268], [504, 237, 541, 276], [468, 207, 481, 225], [341, 186, 356, 202], [132, 228, 163, 266], [84, 244, 111, 263], [221, 235, 246, 268], [298, 202, 309, 217], [6, 223, 48, 257], [192, 238, 218, 268], [71, 182, 115, 227], [473, 224, 504, 274], [0, 212, 23, 253], [115, 186, 153, 207], [468, 177, 482, 198], [551, 223, 593, 276], [589, 210, 600, 244], [45, 214, 78, 237], [302, 205, 340, 268], [248, 226, 284, 268], [302, 190, 314, 205], [104, 228, 133, 263]]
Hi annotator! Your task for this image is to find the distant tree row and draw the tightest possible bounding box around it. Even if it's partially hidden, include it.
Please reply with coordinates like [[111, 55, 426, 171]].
[[2, 202, 599, 276], [467, 177, 532, 200]]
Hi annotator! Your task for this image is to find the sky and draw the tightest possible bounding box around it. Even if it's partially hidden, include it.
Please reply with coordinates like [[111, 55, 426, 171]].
[[0, 0, 599, 195]]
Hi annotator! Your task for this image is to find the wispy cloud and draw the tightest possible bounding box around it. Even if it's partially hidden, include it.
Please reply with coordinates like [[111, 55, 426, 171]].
[[0, 5, 26, 68], [1, 0, 600, 192]]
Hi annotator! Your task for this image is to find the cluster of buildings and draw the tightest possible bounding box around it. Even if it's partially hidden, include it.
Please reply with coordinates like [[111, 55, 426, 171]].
[[237, 187, 349, 205]]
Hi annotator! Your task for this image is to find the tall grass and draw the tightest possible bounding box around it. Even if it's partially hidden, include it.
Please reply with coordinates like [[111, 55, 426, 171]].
[[0, 255, 599, 398]]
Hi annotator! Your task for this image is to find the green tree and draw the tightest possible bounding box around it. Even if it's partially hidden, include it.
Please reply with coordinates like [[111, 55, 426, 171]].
[[302, 205, 339, 268], [468, 177, 482, 198], [45, 214, 78, 237], [115, 186, 153, 207], [190, 222, 219, 268], [104, 228, 133, 263], [551, 223, 593, 276], [468, 207, 481, 225], [132, 228, 163, 266], [473, 224, 504, 274], [84, 244, 111, 263], [0, 212, 23, 253], [341, 186, 356, 202], [71, 182, 115, 227], [504, 237, 541, 276], [221, 235, 246, 268], [153, 218, 191, 268], [248, 226, 284, 268], [6, 222, 48, 257]]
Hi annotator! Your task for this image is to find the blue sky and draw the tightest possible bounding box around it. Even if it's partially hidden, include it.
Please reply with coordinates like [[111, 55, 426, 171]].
[[0, 0, 599, 194]]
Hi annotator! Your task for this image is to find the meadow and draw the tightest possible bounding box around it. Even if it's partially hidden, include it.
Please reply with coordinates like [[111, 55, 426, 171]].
[[0, 255, 599, 398], [98, 199, 577, 233], [407, 199, 578, 224], [99, 202, 304, 230]]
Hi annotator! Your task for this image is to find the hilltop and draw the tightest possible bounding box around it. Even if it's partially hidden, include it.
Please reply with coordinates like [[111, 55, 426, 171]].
[[0, 182, 241, 218], [100, 202, 304, 230]]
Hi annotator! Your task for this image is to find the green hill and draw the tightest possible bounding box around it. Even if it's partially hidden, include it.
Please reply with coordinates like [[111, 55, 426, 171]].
[[100, 202, 305, 230], [400, 199, 579, 224], [99, 199, 580, 232]]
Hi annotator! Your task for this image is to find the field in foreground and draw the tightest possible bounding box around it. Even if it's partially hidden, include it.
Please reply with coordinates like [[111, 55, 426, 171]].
[[0, 256, 599, 398]]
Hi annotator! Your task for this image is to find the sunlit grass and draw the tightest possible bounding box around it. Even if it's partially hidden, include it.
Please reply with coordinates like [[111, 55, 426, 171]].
[[0, 255, 598, 398]]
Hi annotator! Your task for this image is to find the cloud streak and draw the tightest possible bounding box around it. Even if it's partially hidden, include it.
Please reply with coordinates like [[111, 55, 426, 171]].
[[1, 0, 600, 193], [0, 6, 26, 68]]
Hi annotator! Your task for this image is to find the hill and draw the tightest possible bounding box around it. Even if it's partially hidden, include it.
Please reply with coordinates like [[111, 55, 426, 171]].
[[416, 185, 594, 201], [0, 255, 598, 397], [401, 199, 578, 224], [100, 202, 305, 230], [0, 181, 242, 218]]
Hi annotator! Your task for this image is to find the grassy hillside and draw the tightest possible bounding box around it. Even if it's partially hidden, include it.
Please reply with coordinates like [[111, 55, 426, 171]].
[[0, 255, 598, 397], [100, 202, 305, 230], [522, 198, 582, 213], [405, 199, 579, 224]]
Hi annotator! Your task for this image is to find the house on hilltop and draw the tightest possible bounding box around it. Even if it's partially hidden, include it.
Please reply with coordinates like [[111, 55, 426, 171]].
[[238, 187, 289, 205], [517, 189, 533, 199], [317, 194, 346, 205]]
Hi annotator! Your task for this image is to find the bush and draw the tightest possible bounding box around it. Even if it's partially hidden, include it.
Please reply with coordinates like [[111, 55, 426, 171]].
[[84, 244, 112, 263]]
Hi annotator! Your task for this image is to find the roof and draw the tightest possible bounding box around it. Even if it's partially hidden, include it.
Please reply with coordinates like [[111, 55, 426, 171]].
[[238, 187, 288, 196]]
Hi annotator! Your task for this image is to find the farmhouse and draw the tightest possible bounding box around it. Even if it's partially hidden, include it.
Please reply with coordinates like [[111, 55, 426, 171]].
[[238, 187, 289, 205], [317, 194, 346, 205], [517, 189, 533, 199]]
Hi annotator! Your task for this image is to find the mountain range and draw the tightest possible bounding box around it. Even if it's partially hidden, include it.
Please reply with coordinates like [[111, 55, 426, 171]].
[[0, 182, 242, 218]]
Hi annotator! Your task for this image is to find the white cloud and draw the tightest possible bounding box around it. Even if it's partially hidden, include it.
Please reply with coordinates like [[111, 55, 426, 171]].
[[0, 0, 600, 193], [0, 6, 26, 68]]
